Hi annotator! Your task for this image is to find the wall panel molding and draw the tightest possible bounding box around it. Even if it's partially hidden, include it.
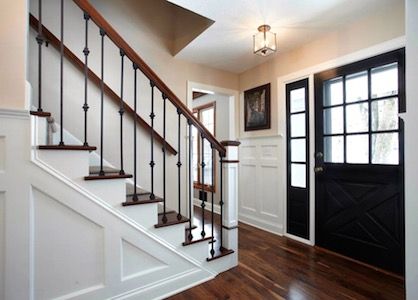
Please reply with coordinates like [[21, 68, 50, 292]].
[[238, 137, 284, 235]]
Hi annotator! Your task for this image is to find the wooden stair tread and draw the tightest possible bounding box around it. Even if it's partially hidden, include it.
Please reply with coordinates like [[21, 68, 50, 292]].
[[30, 110, 51, 117], [122, 194, 163, 206], [206, 247, 234, 262], [38, 145, 97, 151], [155, 212, 189, 228], [182, 235, 213, 246], [84, 173, 133, 180]]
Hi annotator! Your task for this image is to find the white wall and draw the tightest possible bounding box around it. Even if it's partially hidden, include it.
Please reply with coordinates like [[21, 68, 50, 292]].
[[0, 0, 27, 109], [405, 0, 418, 298]]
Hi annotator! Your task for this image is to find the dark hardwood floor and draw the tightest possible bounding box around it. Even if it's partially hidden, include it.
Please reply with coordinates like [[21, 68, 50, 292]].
[[168, 207, 405, 300]]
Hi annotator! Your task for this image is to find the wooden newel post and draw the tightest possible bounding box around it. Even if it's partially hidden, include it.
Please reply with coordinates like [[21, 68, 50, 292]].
[[220, 140, 240, 257]]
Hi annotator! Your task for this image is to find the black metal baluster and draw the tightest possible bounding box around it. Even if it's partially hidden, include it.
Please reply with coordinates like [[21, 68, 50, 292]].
[[187, 121, 193, 241], [82, 12, 90, 146], [149, 81, 156, 199], [132, 63, 138, 201], [59, 0, 64, 146], [219, 156, 224, 250], [99, 28, 106, 175], [177, 109, 182, 220], [162, 94, 167, 223], [36, 0, 44, 113], [201, 135, 206, 238], [210, 146, 215, 257], [119, 50, 125, 175]]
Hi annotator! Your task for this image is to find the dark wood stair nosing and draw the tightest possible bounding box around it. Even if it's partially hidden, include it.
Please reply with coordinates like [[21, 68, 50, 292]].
[[154, 216, 189, 228], [30, 110, 51, 117], [38, 145, 97, 151], [122, 198, 163, 206], [206, 248, 235, 262], [84, 174, 133, 180], [182, 236, 214, 246]]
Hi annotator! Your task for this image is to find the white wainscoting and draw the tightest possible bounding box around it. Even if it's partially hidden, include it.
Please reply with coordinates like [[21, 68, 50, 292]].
[[238, 136, 284, 235]]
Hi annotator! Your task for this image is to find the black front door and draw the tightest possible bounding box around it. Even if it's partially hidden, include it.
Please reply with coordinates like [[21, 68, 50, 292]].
[[314, 49, 405, 274]]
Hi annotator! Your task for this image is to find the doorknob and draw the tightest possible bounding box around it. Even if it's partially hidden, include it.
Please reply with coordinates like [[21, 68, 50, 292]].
[[314, 166, 324, 173], [316, 152, 324, 159]]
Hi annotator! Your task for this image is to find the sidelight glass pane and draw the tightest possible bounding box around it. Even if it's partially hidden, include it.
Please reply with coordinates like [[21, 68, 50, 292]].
[[372, 133, 399, 165], [346, 103, 369, 133], [346, 71, 368, 103], [290, 88, 305, 113], [347, 134, 369, 164], [371, 98, 399, 131], [324, 135, 344, 163], [291, 163, 306, 188], [291, 113, 306, 137], [324, 107, 343, 134], [371, 63, 398, 98], [324, 77, 343, 106], [291, 139, 306, 162]]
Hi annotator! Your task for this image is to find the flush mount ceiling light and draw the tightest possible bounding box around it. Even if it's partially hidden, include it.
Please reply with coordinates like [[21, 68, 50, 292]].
[[253, 24, 277, 57]]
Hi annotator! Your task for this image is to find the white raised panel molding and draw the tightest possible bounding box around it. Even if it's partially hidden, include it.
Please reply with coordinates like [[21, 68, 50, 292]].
[[238, 136, 284, 235]]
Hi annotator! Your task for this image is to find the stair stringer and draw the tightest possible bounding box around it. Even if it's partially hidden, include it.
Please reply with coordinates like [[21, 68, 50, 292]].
[[29, 151, 216, 300]]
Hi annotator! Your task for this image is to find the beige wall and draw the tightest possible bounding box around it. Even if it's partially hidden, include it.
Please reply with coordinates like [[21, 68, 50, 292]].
[[238, 2, 405, 138], [90, 0, 239, 102], [0, 0, 27, 109]]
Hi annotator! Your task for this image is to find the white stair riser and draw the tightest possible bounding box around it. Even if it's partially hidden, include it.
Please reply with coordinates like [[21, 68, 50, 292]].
[[37, 150, 90, 179], [119, 204, 158, 229], [78, 179, 127, 207], [150, 224, 186, 247], [181, 242, 212, 262]]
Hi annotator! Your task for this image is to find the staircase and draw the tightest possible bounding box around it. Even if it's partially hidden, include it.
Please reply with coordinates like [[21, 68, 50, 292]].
[[20, 0, 240, 298]]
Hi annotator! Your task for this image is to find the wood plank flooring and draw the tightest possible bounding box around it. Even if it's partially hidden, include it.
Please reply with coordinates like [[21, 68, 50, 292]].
[[168, 210, 405, 300]]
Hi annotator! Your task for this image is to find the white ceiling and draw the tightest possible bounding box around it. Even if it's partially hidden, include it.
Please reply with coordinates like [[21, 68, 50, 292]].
[[167, 0, 402, 74]]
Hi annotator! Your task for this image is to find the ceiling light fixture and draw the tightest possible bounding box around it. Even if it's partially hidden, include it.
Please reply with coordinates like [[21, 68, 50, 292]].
[[253, 24, 277, 57]]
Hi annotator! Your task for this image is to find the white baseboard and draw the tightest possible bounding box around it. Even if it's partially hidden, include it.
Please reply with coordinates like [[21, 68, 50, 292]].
[[238, 212, 284, 236]]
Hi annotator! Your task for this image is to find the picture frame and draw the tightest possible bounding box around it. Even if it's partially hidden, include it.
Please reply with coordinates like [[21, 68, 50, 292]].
[[244, 83, 271, 131]]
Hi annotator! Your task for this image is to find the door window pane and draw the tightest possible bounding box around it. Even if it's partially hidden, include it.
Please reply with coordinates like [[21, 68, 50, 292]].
[[290, 88, 305, 113], [291, 163, 306, 188], [346, 103, 369, 133], [291, 139, 306, 162], [324, 77, 343, 106], [324, 107, 343, 134], [371, 98, 398, 131], [346, 71, 368, 103], [372, 133, 399, 165], [324, 135, 344, 163], [371, 63, 398, 98], [347, 134, 369, 164], [291, 113, 306, 137]]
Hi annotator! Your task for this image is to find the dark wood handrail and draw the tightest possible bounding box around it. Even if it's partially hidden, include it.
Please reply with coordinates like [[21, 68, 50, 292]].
[[29, 14, 177, 155], [72, 0, 226, 156]]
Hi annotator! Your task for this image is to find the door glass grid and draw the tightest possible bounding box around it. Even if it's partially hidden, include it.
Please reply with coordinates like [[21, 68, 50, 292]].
[[289, 87, 308, 188], [323, 63, 399, 165]]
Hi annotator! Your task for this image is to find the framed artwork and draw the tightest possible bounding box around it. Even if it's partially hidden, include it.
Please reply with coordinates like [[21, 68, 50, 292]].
[[244, 83, 271, 131]]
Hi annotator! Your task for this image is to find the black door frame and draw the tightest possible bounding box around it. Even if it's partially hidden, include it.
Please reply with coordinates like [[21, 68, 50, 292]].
[[313, 48, 405, 274]]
